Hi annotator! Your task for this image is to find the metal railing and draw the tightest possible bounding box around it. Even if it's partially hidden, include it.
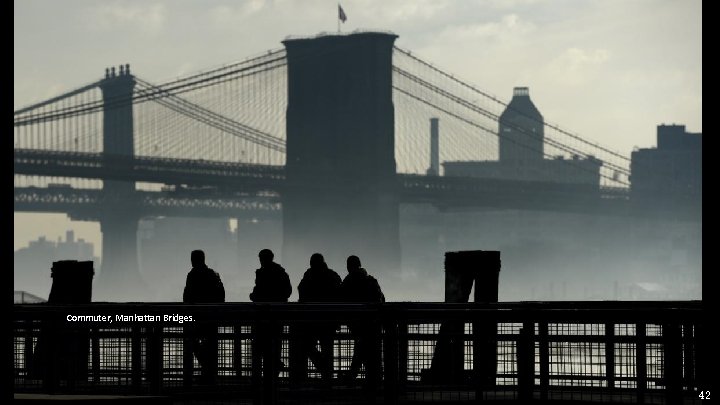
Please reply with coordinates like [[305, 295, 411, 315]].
[[13, 301, 704, 404]]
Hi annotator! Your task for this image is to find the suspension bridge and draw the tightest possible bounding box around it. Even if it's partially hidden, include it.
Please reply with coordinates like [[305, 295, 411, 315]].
[[14, 32, 691, 295]]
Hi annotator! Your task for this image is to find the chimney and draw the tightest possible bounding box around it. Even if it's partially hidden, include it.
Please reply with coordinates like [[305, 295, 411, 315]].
[[427, 118, 440, 176]]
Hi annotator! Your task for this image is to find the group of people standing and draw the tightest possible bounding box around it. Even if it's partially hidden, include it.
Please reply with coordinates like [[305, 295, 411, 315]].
[[182, 248, 385, 386]]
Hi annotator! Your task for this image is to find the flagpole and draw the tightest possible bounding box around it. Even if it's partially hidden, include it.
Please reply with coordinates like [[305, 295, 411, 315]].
[[338, 3, 341, 33]]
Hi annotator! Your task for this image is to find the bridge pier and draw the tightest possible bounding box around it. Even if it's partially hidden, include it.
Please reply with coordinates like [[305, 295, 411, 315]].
[[282, 32, 401, 273], [96, 214, 145, 300], [95, 65, 147, 300]]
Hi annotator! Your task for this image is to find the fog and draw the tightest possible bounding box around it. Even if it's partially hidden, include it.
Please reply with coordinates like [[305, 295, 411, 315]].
[[14, 204, 701, 303], [395, 205, 701, 302]]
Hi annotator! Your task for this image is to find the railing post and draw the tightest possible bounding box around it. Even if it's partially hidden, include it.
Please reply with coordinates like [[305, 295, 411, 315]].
[[91, 326, 100, 385], [383, 314, 399, 405], [682, 322, 695, 392], [635, 323, 646, 403], [66, 328, 78, 391], [233, 323, 243, 383], [605, 323, 616, 389], [472, 250, 501, 398], [147, 325, 163, 394], [23, 319, 34, 378], [38, 319, 57, 394], [695, 319, 707, 393], [473, 316, 499, 398], [517, 322, 534, 402], [263, 320, 280, 405], [183, 324, 194, 387], [537, 322, 549, 401], [40, 319, 59, 394], [251, 320, 262, 405], [663, 322, 683, 404], [251, 319, 281, 405], [131, 326, 142, 391], [398, 321, 408, 392], [288, 322, 308, 386]]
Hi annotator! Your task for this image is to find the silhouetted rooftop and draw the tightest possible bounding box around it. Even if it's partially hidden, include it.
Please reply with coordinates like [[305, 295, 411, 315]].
[[284, 30, 397, 41], [501, 86, 543, 121]]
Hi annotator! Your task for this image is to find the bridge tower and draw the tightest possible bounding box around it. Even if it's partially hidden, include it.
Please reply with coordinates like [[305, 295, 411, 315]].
[[282, 32, 401, 274], [97, 65, 144, 299]]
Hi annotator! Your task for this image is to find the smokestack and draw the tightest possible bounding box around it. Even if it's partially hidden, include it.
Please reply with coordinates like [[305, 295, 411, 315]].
[[427, 118, 439, 176]]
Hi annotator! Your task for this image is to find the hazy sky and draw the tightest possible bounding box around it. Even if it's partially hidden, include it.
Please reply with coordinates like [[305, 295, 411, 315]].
[[14, 0, 702, 252]]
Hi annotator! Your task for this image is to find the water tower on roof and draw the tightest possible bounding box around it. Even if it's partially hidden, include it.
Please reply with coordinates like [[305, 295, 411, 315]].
[[499, 87, 544, 163]]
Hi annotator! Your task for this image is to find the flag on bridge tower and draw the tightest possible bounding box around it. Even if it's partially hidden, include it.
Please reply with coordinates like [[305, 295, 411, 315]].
[[338, 4, 347, 23]]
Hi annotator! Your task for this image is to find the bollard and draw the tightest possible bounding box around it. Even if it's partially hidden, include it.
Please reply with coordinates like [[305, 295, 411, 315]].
[[48, 260, 94, 303], [517, 325, 535, 401], [31, 260, 95, 392], [425, 250, 501, 387], [663, 323, 683, 404]]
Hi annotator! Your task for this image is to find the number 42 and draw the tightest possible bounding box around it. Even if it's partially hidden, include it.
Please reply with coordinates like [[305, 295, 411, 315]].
[[699, 391, 710, 399]]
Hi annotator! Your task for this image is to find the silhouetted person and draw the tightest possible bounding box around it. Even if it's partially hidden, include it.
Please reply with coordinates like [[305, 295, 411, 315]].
[[296, 253, 341, 381], [183, 250, 225, 384], [339, 255, 384, 387], [250, 249, 292, 383], [250, 249, 292, 302]]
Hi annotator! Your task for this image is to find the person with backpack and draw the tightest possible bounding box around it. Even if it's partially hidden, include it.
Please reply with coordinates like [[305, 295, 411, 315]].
[[339, 255, 384, 386]]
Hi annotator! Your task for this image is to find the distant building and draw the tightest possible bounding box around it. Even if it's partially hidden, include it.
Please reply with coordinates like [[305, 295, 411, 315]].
[[56, 229, 94, 260], [14, 230, 97, 298], [443, 87, 602, 186], [630, 124, 702, 209]]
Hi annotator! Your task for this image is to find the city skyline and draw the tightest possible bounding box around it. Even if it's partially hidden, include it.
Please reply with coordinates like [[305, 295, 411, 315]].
[[14, 0, 701, 252]]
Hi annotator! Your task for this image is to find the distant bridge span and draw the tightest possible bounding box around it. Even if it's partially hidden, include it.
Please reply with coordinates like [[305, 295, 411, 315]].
[[15, 149, 637, 217]]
